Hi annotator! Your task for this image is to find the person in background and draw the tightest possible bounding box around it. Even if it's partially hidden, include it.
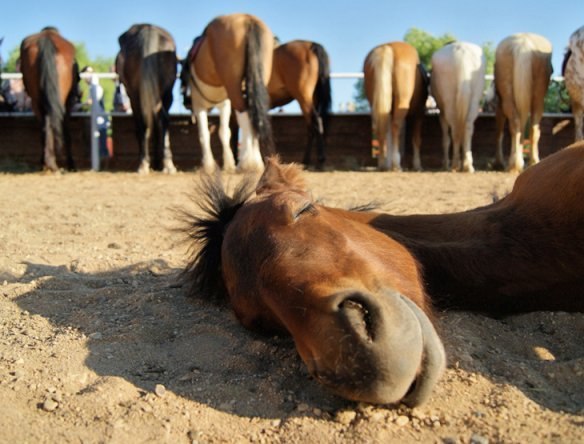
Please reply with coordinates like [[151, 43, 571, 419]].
[[1, 58, 32, 112], [81, 66, 111, 163]]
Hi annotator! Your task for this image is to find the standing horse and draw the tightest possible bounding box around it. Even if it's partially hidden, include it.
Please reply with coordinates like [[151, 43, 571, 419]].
[[20, 27, 79, 171], [181, 13, 274, 173], [363, 42, 428, 171], [268, 40, 332, 170], [116, 24, 177, 174], [494, 33, 552, 172], [562, 25, 584, 142], [180, 143, 584, 407], [431, 41, 486, 172]]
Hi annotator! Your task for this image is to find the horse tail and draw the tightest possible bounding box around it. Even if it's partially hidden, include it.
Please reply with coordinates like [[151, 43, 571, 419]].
[[310, 42, 332, 135], [512, 43, 533, 130], [561, 49, 572, 77], [139, 28, 161, 133], [37, 35, 65, 153], [244, 20, 274, 154], [368, 46, 393, 142]]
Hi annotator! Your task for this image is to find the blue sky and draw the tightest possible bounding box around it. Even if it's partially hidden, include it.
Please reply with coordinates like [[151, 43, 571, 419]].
[[1, 0, 582, 111]]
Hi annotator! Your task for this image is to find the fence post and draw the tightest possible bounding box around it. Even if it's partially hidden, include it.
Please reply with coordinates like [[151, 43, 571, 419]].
[[89, 75, 100, 171]]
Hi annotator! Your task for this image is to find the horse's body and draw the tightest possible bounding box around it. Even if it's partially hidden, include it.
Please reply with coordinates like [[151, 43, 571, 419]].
[[181, 142, 584, 407], [431, 42, 486, 172], [494, 33, 552, 172], [363, 42, 428, 171], [181, 13, 274, 173], [20, 27, 79, 171], [116, 24, 177, 174], [268, 40, 332, 169], [563, 25, 584, 142]]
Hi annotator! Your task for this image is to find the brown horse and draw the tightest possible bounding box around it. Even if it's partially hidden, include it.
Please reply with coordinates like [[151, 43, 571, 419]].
[[363, 42, 428, 171], [562, 25, 584, 142], [20, 27, 79, 171], [180, 142, 584, 406], [494, 33, 553, 172], [116, 24, 178, 174], [269, 40, 332, 169], [181, 13, 274, 173]]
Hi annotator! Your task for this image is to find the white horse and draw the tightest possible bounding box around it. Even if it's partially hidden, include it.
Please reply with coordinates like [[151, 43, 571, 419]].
[[494, 33, 552, 172], [563, 25, 584, 142], [430, 42, 486, 172]]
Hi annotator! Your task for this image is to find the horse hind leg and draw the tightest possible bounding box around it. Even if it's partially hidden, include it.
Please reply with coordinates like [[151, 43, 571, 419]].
[[43, 117, 59, 172], [217, 100, 236, 173], [573, 102, 584, 142], [461, 121, 475, 173], [235, 110, 264, 173], [194, 107, 217, 174], [138, 125, 151, 174]]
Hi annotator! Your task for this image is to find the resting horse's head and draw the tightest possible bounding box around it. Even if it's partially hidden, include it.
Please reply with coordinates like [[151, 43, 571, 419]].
[[181, 157, 445, 406]]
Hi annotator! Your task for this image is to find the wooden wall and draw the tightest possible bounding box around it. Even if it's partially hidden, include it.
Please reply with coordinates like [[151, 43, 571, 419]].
[[0, 112, 577, 172]]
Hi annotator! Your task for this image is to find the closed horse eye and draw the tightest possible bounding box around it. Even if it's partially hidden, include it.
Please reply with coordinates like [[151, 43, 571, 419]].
[[295, 203, 317, 219]]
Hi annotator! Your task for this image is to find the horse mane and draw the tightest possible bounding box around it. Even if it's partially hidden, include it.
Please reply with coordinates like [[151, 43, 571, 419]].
[[178, 173, 256, 303]]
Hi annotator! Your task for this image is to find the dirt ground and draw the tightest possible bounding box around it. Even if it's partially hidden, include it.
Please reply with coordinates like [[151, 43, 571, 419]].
[[0, 166, 582, 444]]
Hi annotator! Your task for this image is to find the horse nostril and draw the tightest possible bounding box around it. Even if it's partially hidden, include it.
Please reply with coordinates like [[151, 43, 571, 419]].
[[339, 297, 375, 342]]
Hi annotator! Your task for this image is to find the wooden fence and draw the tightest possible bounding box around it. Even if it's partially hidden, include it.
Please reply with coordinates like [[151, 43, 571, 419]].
[[0, 113, 576, 172]]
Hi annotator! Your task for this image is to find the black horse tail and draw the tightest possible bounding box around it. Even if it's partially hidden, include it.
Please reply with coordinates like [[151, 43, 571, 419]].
[[561, 48, 572, 77], [38, 35, 64, 154], [139, 29, 162, 136], [310, 42, 332, 136], [244, 20, 274, 154]]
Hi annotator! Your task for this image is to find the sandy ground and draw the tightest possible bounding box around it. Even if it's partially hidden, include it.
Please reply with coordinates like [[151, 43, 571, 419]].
[[0, 167, 582, 444]]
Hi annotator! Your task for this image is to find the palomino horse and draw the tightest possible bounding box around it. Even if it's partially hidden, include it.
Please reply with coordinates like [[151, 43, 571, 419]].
[[363, 42, 428, 171], [431, 41, 486, 172], [562, 25, 584, 142], [268, 40, 332, 169], [181, 13, 274, 173], [180, 143, 584, 406], [494, 33, 552, 172], [116, 24, 177, 174], [20, 27, 79, 171]]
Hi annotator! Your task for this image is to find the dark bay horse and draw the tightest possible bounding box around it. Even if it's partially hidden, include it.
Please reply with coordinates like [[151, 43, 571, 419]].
[[116, 24, 177, 174], [20, 27, 79, 171], [268, 39, 332, 169], [494, 33, 553, 172], [181, 13, 274, 173], [364, 42, 428, 171], [180, 143, 584, 406]]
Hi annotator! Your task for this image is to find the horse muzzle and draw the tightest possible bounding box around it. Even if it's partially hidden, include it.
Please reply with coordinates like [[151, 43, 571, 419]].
[[300, 289, 445, 406]]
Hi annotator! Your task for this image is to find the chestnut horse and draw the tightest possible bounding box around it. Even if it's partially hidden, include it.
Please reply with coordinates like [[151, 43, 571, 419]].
[[363, 42, 428, 171], [116, 24, 178, 174], [562, 25, 584, 142], [494, 33, 552, 172], [20, 27, 79, 171], [180, 143, 584, 406], [181, 13, 274, 173], [268, 40, 332, 169], [431, 41, 486, 172]]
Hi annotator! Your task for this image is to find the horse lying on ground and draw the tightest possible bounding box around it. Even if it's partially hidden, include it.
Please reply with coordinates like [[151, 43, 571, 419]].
[[431, 41, 486, 172], [563, 25, 584, 142], [494, 33, 552, 172], [363, 41, 428, 171], [180, 142, 584, 406], [180, 13, 274, 173], [20, 27, 79, 172], [116, 23, 178, 174]]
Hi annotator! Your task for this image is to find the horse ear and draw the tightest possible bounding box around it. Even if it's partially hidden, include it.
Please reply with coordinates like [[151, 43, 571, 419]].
[[256, 156, 307, 195]]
